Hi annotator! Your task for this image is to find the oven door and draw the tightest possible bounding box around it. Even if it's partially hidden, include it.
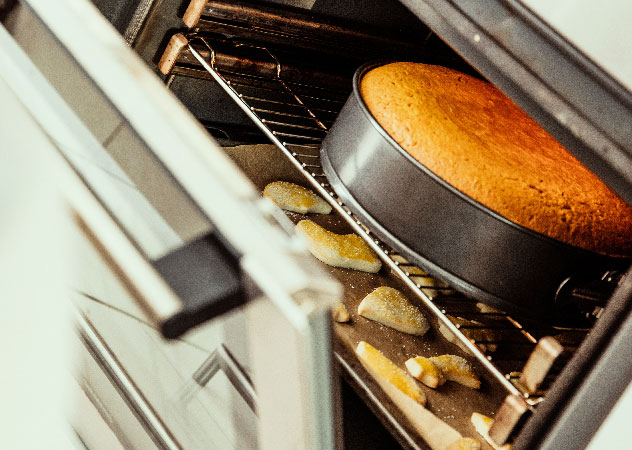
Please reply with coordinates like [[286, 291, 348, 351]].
[[0, 1, 342, 449]]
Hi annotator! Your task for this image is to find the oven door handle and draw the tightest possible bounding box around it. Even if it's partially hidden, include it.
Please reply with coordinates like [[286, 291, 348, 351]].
[[152, 229, 245, 338], [71, 170, 245, 339]]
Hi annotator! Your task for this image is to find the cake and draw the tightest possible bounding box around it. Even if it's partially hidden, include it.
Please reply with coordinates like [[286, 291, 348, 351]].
[[359, 62, 632, 257]]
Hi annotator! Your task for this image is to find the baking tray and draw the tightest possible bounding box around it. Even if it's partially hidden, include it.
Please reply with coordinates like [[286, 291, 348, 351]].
[[224, 143, 505, 450]]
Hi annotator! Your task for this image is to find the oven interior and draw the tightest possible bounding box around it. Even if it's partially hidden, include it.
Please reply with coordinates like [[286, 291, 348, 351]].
[[85, 0, 632, 448]]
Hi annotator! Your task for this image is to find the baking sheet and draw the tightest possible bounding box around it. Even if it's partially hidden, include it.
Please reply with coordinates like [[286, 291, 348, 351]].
[[224, 144, 505, 450]]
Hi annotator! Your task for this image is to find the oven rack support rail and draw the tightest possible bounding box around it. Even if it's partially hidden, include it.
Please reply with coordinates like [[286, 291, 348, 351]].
[[157, 32, 594, 443]]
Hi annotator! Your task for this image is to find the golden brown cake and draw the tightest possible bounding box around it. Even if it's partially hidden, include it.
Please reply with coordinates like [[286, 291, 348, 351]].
[[360, 62, 632, 257]]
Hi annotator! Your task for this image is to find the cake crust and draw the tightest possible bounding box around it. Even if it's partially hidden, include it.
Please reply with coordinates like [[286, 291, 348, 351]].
[[360, 62, 632, 257]]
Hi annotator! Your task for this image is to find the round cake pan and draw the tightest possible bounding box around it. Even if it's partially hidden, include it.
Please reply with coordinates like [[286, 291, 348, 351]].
[[321, 62, 628, 318]]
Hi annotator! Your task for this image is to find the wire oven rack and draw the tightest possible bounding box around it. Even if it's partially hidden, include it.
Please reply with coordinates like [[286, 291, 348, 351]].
[[160, 32, 592, 408]]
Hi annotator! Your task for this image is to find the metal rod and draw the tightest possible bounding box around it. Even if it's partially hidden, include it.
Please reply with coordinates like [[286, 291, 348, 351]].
[[77, 312, 182, 450], [240, 94, 339, 115], [223, 78, 347, 101], [192, 344, 258, 412], [248, 95, 340, 115], [222, 71, 349, 96], [271, 131, 321, 140], [192, 348, 221, 386], [284, 142, 321, 148], [251, 107, 332, 123], [261, 119, 327, 133], [227, 80, 303, 95], [218, 345, 257, 413], [165, 74, 176, 89], [265, 90, 345, 104]]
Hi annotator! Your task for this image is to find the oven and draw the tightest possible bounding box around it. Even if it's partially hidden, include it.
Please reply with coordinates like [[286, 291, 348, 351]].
[[1, 1, 631, 449]]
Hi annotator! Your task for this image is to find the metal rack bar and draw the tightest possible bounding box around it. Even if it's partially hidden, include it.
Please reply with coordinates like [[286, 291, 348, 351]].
[[192, 344, 257, 412], [77, 312, 182, 450]]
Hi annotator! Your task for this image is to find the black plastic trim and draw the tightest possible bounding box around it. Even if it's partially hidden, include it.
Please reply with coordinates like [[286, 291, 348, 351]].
[[153, 232, 245, 339]]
